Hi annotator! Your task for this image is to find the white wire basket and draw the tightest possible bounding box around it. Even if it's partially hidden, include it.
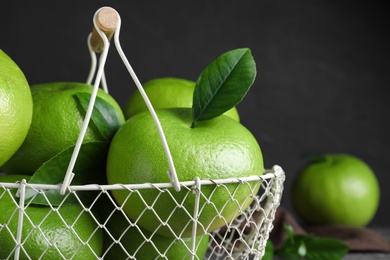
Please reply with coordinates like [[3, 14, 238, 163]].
[[0, 7, 285, 260]]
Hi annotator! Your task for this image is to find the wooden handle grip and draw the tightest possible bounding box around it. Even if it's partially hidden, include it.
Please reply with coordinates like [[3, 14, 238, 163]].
[[90, 7, 119, 53]]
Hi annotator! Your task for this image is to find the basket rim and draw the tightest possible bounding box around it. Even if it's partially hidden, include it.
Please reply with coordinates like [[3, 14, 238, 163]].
[[0, 165, 284, 191]]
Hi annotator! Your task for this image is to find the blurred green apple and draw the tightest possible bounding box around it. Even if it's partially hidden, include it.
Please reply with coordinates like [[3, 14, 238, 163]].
[[292, 153, 380, 227]]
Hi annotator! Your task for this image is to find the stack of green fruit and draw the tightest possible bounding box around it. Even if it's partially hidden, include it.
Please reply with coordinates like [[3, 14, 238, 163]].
[[0, 50, 119, 258], [0, 47, 265, 259]]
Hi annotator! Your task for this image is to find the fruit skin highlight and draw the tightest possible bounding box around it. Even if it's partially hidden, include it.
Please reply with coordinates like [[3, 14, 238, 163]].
[[291, 154, 380, 227], [124, 77, 240, 121], [106, 108, 263, 237], [0, 175, 103, 259], [2, 82, 125, 175], [0, 50, 33, 166]]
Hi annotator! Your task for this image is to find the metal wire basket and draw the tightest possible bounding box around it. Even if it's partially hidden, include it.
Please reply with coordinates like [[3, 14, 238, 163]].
[[0, 7, 285, 260]]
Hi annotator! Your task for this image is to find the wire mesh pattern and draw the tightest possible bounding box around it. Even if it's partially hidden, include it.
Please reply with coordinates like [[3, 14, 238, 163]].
[[0, 166, 284, 259]]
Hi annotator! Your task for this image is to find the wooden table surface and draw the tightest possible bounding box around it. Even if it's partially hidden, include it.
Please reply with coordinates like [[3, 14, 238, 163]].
[[343, 228, 390, 260]]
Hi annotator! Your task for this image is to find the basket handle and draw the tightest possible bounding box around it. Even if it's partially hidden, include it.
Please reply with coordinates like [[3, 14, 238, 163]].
[[61, 7, 180, 194], [111, 12, 180, 192], [61, 7, 118, 195]]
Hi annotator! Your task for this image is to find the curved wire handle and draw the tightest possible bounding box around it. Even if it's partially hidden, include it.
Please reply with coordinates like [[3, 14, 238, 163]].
[[112, 14, 180, 191], [61, 6, 180, 195], [86, 33, 109, 93]]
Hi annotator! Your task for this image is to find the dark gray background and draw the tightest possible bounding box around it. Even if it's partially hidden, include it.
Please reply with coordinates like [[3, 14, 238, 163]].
[[1, 1, 388, 227]]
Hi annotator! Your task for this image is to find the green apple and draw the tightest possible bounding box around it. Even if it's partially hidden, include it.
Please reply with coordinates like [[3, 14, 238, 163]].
[[124, 77, 240, 121], [0, 175, 103, 259], [291, 153, 380, 227], [106, 108, 263, 237], [2, 82, 125, 175], [103, 207, 209, 259], [0, 49, 33, 166]]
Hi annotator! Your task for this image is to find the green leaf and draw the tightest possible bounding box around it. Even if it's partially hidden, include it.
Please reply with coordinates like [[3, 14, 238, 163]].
[[298, 240, 307, 257], [277, 234, 312, 259], [25, 141, 109, 206], [304, 237, 349, 260], [192, 48, 256, 125], [284, 223, 295, 241], [276, 234, 349, 260], [262, 240, 274, 260], [74, 92, 123, 141]]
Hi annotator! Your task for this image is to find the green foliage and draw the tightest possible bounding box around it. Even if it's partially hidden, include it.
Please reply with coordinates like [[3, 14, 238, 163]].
[[192, 48, 256, 126], [74, 92, 123, 141], [265, 224, 349, 260]]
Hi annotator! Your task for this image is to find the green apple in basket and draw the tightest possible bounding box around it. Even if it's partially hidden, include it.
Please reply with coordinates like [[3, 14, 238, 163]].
[[0, 175, 103, 259], [124, 77, 240, 121], [0, 50, 33, 167], [2, 81, 125, 177], [102, 203, 210, 259], [0, 81, 125, 213], [106, 48, 264, 237]]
